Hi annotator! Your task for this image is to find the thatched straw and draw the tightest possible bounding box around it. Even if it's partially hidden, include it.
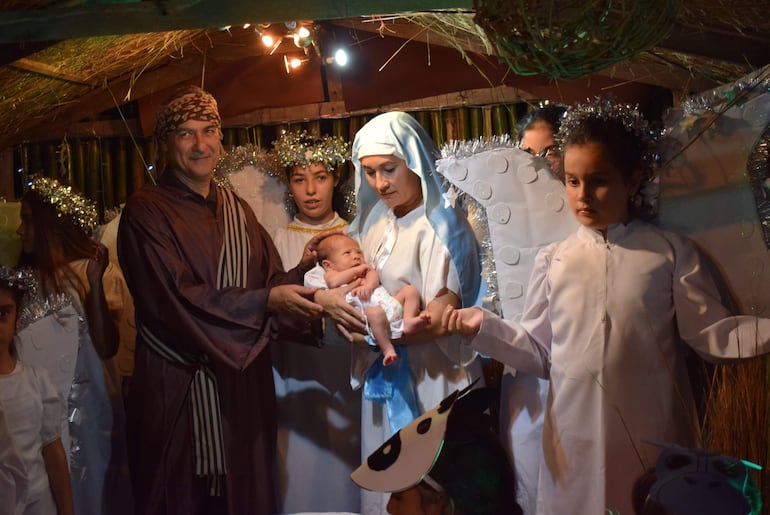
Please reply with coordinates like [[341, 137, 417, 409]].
[[0, 30, 205, 140]]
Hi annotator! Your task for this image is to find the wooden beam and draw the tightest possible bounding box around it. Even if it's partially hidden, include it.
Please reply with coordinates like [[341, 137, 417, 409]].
[[0, 0, 473, 43], [222, 85, 529, 126], [9, 58, 97, 86]]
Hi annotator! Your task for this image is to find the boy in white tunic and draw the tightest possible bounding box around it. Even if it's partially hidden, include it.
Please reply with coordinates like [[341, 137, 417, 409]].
[[442, 99, 770, 515]]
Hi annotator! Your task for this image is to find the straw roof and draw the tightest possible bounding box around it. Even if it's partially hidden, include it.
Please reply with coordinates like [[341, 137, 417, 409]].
[[0, 0, 768, 149]]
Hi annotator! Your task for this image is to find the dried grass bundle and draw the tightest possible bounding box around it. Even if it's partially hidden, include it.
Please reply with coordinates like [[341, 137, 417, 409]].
[[0, 29, 204, 139]]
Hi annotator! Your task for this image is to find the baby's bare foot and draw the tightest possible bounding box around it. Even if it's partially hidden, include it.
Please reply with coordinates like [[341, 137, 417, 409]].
[[403, 311, 432, 334], [383, 351, 398, 366]]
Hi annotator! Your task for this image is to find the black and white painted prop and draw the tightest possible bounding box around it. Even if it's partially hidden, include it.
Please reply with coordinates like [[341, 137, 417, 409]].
[[351, 381, 488, 493]]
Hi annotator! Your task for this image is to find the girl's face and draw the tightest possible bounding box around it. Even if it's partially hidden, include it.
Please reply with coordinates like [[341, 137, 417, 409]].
[[386, 486, 446, 515], [361, 155, 423, 218], [16, 201, 35, 254], [520, 121, 561, 178], [563, 141, 641, 235], [289, 163, 338, 224], [0, 289, 19, 352]]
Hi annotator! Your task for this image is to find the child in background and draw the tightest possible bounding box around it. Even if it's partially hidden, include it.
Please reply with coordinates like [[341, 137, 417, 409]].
[[442, 98, 770, 515], [306, 233, 431, 365], [0, 266, 73, 515], [17, 176, 133, 515]]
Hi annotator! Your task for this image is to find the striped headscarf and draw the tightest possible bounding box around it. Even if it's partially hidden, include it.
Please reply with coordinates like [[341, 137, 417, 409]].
[[154, 86, 221, 143]]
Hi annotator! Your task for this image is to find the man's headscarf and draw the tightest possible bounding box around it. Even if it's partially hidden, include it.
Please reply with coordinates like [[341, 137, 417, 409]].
[[154, 86, 221, 143]]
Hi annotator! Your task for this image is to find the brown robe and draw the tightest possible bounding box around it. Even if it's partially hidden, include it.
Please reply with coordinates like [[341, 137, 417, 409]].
[[117, 171, 310, 515]]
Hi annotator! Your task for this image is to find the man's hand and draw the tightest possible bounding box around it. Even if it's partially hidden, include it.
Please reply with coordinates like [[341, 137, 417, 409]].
[[267, 284, 324, 319], [314, 282, 366, 341], [298, 229, 345, 273]]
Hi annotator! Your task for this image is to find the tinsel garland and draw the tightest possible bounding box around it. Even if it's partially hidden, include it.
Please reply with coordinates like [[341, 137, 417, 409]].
[[439, 135, 517, 313], [675, 66, 770, 249], [272, 130, 350, 173], [212, 144, 281, 190], [0, 266, 74, 330], [27, 175, 98, 234]]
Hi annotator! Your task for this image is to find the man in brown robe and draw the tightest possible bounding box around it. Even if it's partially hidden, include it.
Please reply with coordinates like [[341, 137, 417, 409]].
[[117, 86, 363, 515]]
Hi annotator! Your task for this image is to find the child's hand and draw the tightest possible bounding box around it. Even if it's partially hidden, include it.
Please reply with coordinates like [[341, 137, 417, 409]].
[[441, 305, 483, 336], [86, 239, 109, 285]]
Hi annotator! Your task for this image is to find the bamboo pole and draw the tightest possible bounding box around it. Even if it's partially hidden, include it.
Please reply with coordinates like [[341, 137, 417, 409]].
[[114, 138, 128, 206]]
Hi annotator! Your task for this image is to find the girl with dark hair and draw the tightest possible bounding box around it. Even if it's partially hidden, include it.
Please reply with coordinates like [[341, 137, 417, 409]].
[[516, 103, 568, 180], [443, 98, 770, 514], [0, 266, 74, 515]]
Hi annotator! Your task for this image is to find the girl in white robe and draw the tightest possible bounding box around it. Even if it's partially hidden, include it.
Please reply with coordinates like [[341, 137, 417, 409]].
[[443, 100, 770, 515], [269, 132, 362, 514]]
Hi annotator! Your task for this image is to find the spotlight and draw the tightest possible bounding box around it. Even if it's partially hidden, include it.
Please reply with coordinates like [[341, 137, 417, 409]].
[[333, 48, 348, 67], [293, 25, 313, 48], [324, 48, 349, 67], [283, 55, 307, 74]]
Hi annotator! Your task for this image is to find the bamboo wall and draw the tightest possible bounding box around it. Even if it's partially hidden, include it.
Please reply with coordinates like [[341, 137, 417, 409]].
[[10, 103, 527, 219]]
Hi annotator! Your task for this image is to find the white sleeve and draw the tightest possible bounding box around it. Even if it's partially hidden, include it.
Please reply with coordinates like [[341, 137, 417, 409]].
[[34, 367, 63, 446], [470, 247, 553, 377], [670, 233, 770, 360]]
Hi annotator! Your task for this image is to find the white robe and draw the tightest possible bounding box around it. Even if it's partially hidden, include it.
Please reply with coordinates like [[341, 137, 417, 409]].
[[353, 202, 483, 515], [273, 213, 349, 270], [0, 362, 62, 515], [470, 220, 770, 515], [271, 213, 362, 514]]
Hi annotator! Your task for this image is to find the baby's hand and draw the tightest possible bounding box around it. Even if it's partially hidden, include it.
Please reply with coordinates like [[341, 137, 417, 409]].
[[350, 263, 370, 279], [352, 284, 374, 302]]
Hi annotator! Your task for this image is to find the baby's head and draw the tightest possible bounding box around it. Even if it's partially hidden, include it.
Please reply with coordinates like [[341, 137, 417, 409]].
[[317, 234, 365, 272]]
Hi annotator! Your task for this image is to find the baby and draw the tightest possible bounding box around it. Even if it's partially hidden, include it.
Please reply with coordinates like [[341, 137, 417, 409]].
[[306, 234, 430, 365]]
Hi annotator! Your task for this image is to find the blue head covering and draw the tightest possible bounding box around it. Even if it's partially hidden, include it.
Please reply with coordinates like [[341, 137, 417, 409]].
[[349, 111, 483, 307]]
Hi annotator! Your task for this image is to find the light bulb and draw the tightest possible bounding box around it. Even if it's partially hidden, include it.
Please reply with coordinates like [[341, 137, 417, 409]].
[[334, 48, 348, 67]]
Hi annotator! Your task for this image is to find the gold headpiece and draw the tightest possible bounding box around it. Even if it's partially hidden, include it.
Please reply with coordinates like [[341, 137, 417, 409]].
[[27, 175, 98, 233], [272, 130, 350, 173]]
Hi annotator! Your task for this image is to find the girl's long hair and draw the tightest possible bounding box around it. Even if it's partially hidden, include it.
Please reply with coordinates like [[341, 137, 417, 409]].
[[18, 190, 94, 296]]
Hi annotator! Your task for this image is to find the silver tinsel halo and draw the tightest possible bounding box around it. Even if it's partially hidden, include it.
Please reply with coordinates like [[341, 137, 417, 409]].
[[272, 130, 350, 175], [440, 134, 514, 160], [27, 175, 98, 234], [0, 266, 35, 293], [212, 144, 281, 190]]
